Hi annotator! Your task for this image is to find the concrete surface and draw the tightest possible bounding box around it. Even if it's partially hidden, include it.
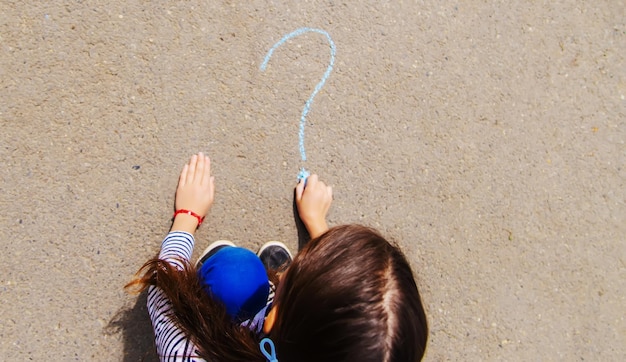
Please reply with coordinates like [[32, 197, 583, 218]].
[[1, 1, 624, 361]]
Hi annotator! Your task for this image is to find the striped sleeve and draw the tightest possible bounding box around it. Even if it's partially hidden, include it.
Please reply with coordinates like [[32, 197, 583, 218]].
[[158, 231, 195, 270], [147, 231, 206, 361]]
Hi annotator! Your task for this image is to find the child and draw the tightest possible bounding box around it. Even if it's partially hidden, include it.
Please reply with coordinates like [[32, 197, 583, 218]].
[[128, 153, 428, 361]]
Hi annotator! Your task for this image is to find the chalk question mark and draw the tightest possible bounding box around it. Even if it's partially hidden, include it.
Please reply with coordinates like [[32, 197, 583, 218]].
[[260, 27, 336, 182]]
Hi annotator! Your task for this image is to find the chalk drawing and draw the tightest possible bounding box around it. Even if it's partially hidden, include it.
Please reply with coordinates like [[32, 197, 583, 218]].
[[260, 27, 336, 181]]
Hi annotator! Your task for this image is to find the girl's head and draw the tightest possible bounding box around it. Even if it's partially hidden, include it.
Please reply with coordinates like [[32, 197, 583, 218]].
[[267, 225, 428, 362]]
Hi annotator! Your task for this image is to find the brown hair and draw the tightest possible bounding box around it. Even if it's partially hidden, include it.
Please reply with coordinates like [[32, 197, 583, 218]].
[[270, 225, 429, 361], [127, 259, 267, 361], [128, 224, 428, 361]]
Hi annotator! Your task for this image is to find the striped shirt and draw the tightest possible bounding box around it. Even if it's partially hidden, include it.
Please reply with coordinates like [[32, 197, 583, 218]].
[[147, 231, 271, 361]]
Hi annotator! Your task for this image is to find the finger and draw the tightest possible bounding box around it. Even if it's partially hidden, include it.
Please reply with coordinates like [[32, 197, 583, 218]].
[[307, 174, 319, 189], [327, 185, 333, 200], [179, 164, 189, 186], [209, 176, 215, 199], [202, 155, 212, 186], [195, 153, 206, 183], [295, 178, 305, 201], [187, 154, 198, 183]]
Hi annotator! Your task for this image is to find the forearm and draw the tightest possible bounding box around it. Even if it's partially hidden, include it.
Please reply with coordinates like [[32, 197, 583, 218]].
[[171, 213, 201, 234], [305, 220, 329, 239]]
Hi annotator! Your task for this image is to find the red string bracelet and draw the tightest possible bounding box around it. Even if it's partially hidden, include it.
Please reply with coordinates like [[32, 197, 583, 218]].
[[173, 209, 205, 226]]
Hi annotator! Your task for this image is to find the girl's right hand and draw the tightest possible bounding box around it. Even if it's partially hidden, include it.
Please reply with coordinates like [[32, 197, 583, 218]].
[[295, 174, 332, 239]]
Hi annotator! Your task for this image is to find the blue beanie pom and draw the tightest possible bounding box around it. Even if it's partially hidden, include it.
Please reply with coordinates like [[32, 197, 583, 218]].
[[197, 247, 270, 321]]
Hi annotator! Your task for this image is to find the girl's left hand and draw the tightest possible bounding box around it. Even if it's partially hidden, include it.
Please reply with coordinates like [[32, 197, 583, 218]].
[[175, 152, 215, 218]]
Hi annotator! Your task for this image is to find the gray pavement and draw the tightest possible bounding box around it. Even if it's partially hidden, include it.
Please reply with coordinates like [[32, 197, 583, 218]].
[[1, 1, 624, 360]]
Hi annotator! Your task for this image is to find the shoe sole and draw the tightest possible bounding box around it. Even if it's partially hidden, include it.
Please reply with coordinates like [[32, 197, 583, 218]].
[[257, 241, 293, 259], [196, 240, 236, 268]]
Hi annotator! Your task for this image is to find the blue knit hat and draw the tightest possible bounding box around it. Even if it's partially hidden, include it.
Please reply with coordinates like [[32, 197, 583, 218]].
[[197, 247, 270, 321]]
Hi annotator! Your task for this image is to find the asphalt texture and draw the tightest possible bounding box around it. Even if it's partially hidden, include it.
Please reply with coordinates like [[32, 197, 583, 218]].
[[1, 1, 624, 361]]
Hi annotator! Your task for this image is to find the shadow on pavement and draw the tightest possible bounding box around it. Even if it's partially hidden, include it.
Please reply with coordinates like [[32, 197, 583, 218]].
[[293, 190, 310, 251], [105, 291, 158, 362]]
